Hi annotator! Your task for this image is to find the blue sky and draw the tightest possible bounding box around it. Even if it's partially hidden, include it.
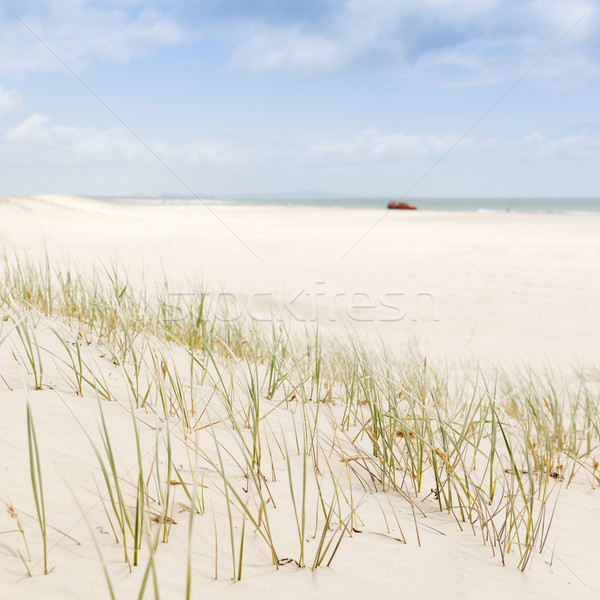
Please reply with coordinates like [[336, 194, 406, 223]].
[[0, 0, 599, 197]]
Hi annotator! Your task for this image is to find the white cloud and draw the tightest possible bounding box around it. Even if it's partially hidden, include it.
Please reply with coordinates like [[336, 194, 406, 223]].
[[3, 114, 249, 168], [521, 130, 600, 160], [225, 0, 599, 86], [3, 112, 598, 194], [3, 1, 597, 86], [231, 26, 346, 73], [0, 86, 22, 116], [530, 0, 593, 35], [303, 126, 600, 170], [0, 4, 182, 75], [304, 128, 465, 165]]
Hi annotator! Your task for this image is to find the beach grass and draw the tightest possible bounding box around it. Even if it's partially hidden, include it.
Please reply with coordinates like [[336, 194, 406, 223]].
[[1, 252, 599, 594]]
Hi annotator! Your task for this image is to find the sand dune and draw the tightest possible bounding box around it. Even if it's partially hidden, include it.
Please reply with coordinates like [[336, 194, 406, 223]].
[[1, 195, 599, 599]]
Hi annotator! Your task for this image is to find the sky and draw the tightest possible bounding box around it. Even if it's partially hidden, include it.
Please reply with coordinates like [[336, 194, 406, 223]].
[[0, 0, 599, 198]]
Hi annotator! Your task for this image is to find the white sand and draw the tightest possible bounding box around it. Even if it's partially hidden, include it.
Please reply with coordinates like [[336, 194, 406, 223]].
[[1, 195, 600, 599], [3, 194, 600, 365]]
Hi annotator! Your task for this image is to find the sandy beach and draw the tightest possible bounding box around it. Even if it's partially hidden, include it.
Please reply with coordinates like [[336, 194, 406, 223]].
[[2, 194, 600, 364], [1, 195, 600, 599]]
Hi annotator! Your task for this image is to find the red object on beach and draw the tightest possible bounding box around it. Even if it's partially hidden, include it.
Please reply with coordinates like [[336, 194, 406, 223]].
[[387, 201, 417, 210]]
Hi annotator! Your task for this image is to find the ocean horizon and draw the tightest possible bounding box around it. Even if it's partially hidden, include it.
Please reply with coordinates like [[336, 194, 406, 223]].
[[95, 195, 600, 214]]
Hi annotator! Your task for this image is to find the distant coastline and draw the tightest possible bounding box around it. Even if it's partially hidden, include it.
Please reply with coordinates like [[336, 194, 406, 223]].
[[92, 195, 600, 214]]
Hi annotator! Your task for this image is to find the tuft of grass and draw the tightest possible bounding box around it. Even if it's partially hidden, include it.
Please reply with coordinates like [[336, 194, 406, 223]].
[[26, 400, 48, 574], [13, 307, 44, 390], [3, 255, 600, 583]]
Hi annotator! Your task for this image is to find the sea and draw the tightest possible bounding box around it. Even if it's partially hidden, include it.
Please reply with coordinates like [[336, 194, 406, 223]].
[[98, 195, 600, 214]]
